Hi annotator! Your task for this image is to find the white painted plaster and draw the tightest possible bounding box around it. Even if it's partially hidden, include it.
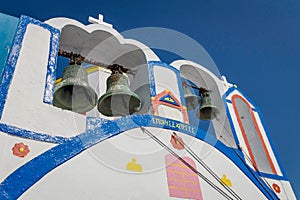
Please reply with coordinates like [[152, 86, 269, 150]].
[[1, 24, 86, 137]]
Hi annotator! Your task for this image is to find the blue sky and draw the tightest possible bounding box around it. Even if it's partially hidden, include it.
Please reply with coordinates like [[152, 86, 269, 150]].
[[1, 0, 299, 197]]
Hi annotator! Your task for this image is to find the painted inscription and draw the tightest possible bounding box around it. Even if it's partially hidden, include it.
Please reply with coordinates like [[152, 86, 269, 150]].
[[151, 117, 195, 135]]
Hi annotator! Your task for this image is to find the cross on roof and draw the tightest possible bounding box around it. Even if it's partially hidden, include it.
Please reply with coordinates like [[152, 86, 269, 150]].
[[88, 14, 113, 28]]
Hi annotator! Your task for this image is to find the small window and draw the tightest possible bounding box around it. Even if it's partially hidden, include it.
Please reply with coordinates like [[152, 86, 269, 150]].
[[232, 95, 277, 174]]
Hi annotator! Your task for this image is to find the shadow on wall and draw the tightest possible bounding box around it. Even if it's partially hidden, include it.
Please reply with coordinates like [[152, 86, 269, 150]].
[[180, 64, 236, 148]]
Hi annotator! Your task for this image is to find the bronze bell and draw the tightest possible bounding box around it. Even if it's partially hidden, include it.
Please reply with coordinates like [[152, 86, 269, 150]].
[[53, 64, 98, 113], [183, 85, 199, 110], [97, 72, 141, 116], [196, 92, 219, 120]]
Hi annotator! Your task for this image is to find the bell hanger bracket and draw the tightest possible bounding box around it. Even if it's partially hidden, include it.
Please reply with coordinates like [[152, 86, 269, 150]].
[[58, 49, 136, 75], [182, 81, 210, 96]]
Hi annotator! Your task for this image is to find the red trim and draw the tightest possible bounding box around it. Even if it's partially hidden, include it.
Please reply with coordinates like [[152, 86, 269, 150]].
[[232, 94, 258, 169], [182, 106, 189, 124], [250, 106, 277, 174], [232, 94, 277, 174]]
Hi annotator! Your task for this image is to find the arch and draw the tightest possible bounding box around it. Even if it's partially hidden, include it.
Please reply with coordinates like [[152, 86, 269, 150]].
[[172, 61, 236, 148], [45, 17, 160, 62], [231, 94, 277, 174], [46, 21, 156, 116]]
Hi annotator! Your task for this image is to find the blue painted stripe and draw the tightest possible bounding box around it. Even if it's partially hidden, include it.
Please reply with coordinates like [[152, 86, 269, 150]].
[[0, 114, 280, 199], [147, 61, 156, 97], [148, 61, 186, 106], [258, 172, 288, 181], [208, 139, 279, 199], [0, 138, 84, 199], [226, 99, 232, 103], [43, 25, 60, 105], [149, 60, 178, 72], [224, 101, 241, 150], [0, 123, 68, 144], [0, 118, 120, 199], [225, 87, 287, 179], [0, 15, 60, 119], [224, 86, 236, 97], [225, 86, 260, 109], [255, 109, 287, 178], [226, 96, 258, 112]]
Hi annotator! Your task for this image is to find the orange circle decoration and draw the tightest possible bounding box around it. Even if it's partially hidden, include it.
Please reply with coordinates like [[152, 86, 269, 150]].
[[170, 133, 184, 150], [12, 142, 30, 158], [272, 183, 281, 193]]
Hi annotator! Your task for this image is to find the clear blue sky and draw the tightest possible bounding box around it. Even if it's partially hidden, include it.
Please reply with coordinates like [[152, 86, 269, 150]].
[[1, 0, 299, 197]]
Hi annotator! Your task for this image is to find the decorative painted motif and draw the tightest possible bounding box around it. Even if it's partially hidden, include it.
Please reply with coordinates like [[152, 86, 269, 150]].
[[165, 154, 203, 200], [12, 142, 30, 158], [170, 132, 184, 150], [220, 174, 232, 187], [159, 93, 179, 106], [272, 183, 281, 193], [126, 158, 142, 172], [151, 90, 189, 123], [0, 115, 282, 200]]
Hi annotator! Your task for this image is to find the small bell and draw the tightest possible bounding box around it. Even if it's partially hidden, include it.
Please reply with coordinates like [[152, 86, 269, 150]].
[[97, 72, 141, 116], [197, 91, 219, 120], [53, 64, 98, 113], [183, 85, 199, 110]]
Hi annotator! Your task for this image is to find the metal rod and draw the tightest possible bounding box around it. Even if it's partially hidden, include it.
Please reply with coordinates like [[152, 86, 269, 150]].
[[182, 81, 209, 94], [58, 49, 136, 75]]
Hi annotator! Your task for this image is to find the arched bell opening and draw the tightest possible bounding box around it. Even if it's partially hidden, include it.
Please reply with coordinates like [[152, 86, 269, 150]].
[[54, 24, 151, 117], [109, 49, 152, 115], [179, 64, 236, 147]]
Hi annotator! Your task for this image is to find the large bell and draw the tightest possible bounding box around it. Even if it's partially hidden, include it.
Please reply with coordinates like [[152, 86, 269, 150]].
[[97, 72, 141, 116], [183, 85, 199, 110], [196, 92, 219, 120], [53, 64, 98, 113]]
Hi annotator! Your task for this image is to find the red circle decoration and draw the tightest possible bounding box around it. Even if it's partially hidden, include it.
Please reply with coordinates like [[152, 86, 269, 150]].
[[170, 133, 184, 150], [272, 183, 281, 193], [12, 142, 30, 158]]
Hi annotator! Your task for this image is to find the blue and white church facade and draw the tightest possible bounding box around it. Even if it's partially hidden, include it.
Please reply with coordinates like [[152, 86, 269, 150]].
[[0, 13, 296, 199]]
